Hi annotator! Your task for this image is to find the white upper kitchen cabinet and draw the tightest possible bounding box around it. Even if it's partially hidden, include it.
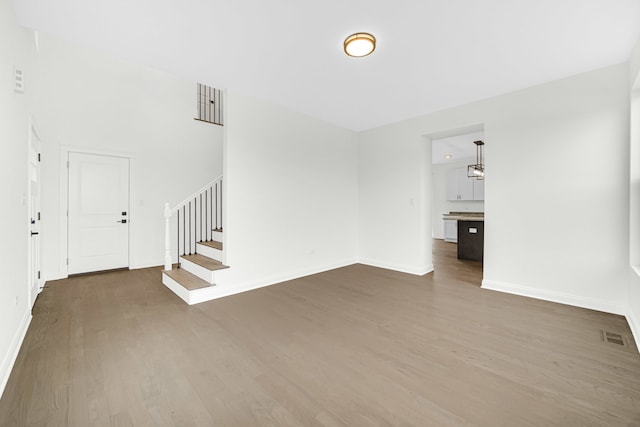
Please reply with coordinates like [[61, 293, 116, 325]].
[[473, 178, 485, 200], [447, 167, 484, 201], [446, 168, 474, 200]]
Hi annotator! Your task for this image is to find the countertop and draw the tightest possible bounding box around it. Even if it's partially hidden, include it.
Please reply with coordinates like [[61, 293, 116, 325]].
[[442, 212, 484, 221]]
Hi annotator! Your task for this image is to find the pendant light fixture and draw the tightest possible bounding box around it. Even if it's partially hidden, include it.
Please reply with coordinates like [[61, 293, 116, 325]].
[[344, 32, 376, 57], [467, 140, 485, 179]]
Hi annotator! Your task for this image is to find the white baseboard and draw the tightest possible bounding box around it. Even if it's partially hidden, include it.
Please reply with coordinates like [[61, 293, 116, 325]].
[[190, 258, 358, 305], [43, 272, 67, 282], [0, 310, 32, 400], [481, 279, 626, 316], [358, 258, 434, 276], [129, 261, 166, 270], [626, 309, 640, 353]]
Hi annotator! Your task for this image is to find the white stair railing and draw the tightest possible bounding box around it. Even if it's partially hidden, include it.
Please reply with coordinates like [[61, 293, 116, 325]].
[[164, 175, 223, 271]]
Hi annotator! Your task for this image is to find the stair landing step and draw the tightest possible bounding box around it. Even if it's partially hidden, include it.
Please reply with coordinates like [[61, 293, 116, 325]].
[[199, 240, 222, 250], [163, 268, 211, 291], [182, 253, 229, 271]]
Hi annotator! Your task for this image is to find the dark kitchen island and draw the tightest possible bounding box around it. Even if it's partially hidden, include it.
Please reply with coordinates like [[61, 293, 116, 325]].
[[457, 220, 484, 262], [442, 212, 484, 262]]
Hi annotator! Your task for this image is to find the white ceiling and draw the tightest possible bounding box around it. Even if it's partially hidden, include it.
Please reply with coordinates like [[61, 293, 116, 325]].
[[12, 0, 640, 131], [432, 131, 484, 165]]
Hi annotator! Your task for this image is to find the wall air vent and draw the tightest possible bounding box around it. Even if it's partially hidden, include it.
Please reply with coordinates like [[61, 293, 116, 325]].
[[14, 67, 24, 93], [195, 83, 223, 126]]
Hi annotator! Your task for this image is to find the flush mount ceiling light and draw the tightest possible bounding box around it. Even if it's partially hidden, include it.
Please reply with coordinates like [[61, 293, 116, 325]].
[[467, 140, 485, 179], [344, 32, 376, 57]]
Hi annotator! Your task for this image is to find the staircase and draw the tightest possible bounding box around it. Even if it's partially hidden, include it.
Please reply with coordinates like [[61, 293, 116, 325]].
[[161, 176, 229, 304]]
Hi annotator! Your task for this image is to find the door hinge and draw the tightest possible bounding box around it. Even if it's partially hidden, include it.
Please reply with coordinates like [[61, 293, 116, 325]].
[[66, 258, 69, 265], [37, 271, 40, 279], [38, 153, 41, 162], [67, 160, 69, 168], [37, 212, 41, 221]]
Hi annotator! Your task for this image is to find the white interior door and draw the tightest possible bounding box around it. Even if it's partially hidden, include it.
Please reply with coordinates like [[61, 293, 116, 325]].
[[68, 152, 129, 275], [28, 122, 41, 308]]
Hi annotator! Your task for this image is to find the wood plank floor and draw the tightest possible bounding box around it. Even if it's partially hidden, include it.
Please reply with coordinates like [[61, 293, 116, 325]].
[[1, 241, 640, 426]]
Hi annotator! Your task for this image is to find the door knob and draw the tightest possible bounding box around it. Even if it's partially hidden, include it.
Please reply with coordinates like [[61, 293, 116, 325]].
[[117, 219, 127, 223], [30, 231, 39, 236]]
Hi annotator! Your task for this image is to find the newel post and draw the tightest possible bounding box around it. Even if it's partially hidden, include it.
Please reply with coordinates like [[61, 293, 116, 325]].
[[164, 202, 172, 271]]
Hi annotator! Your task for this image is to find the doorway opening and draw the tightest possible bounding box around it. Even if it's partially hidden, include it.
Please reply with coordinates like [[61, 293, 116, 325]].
[[428, 125, 485, 286]]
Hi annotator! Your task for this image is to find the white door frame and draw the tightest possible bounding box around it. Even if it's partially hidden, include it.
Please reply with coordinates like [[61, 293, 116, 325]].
[[425, 123, 486, 278], [58, 145, 135, 278], [27, 117, 42, 308]]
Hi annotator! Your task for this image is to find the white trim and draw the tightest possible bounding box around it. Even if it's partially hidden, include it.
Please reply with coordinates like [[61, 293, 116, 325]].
[[627, 265, 640, 353], [27, 116, 43, 309], [626, 309, 640, 354], [357, 257, 434, 276], [129, 261, 164, 270], [0, 311, 32, 400], [59, 144, 135, 159], [186, 258, 358, 305], [59, 147, 134, 278], [481, 279, 626, 316], [195, 242, 223, 262], [58, 150, 68, 277], [179, 257, 216, 283], [161, 272, 193, 304]]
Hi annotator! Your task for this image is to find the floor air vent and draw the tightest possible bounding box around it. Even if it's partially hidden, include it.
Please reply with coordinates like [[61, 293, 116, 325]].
[[601, 330, 627, 347]]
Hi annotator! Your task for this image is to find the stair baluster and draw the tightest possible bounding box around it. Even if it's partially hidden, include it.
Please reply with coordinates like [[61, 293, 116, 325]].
[[214, 183, 219, 231], [164, 175, 223, 271], [205, 190, 208, 241]]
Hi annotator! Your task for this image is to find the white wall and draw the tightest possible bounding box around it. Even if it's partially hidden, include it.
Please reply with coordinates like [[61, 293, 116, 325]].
[[628, 36, 640, 342], [357, 127, 433, 275], [359, 63, 630, 314], [216, 91, 358, 292], [432, 159, 485, 239], [33, 34, 223, 278], [0, 0, 35, 398]]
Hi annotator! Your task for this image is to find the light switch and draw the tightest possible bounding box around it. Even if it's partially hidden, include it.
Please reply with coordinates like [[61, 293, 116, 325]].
[[469, 228, 477, 233]]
